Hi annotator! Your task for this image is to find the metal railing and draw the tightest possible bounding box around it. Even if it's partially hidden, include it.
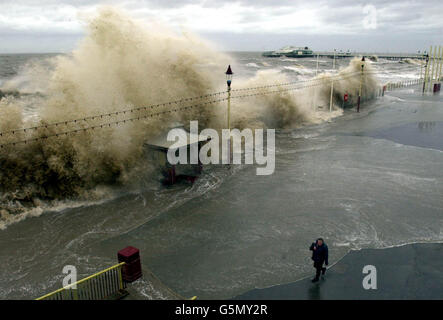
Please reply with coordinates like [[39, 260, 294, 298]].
[[36, 262, 126, 300], [384, 78, 423, 91], [0, 69, 426, 150]]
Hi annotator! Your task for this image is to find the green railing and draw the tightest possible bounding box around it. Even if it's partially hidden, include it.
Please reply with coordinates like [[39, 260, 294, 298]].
[[36, 262, 127, 300]]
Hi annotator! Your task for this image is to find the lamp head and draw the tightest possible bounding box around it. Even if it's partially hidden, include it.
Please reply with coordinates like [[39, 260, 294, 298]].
[[225, 65, 233, 88]]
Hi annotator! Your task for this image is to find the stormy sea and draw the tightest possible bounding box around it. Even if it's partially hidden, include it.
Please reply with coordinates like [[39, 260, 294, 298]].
[[0, 8, 441, 300]]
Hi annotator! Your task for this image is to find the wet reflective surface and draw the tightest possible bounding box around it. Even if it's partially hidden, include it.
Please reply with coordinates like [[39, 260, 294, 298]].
[[0, 54, 442, 300]]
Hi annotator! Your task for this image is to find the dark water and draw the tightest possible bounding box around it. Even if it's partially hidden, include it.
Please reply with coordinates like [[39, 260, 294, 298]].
[[0, 53, 441, 300]]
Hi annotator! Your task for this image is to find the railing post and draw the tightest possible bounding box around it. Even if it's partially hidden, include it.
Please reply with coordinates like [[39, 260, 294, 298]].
[[118, 265, 124, 291], [439, 45, 443, 81], [437, 45, 443, 83], [423, 47, 431, 93], [358, 57, 365, 112], [316, 54, 319, 76], [428, 46, 436, 91], [329, 49, 336, 112], [432, 46, 439, 87]]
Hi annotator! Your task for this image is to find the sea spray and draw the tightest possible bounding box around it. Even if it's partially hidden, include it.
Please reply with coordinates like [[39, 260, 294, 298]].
[[311, 57, 380, 109], [0, 7, 380, 228], [227, 70, 318, 130], [227, 57, 379, 130], [0, 7, 231, 224]]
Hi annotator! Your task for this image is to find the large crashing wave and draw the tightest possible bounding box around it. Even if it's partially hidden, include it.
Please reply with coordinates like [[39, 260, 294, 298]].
[[229, 57, 379, 129], [0, 7, 380, 228], [0, 7, 230, 226]]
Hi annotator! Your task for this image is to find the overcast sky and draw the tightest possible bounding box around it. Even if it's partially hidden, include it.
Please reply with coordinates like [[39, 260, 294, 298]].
[[0, 0, 442, 53]]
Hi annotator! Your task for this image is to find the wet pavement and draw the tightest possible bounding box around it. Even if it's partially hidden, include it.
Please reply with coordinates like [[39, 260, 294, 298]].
[[234, 243, 443, 300]]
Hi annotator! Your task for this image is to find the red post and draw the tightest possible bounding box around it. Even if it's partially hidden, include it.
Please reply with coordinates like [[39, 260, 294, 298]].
[[118, 246, 142, 282], [357, 96, 360, 112]]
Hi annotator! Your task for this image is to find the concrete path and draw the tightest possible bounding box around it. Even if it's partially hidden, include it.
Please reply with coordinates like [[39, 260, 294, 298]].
[[234, 243, 443, 300]]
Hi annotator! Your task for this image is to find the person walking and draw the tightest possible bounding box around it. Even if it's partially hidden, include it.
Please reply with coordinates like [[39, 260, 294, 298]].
[[309, 238, 329, 283]]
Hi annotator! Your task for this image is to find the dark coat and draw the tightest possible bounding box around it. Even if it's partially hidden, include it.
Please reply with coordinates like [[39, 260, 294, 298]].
[[310, 240, 329, 265]]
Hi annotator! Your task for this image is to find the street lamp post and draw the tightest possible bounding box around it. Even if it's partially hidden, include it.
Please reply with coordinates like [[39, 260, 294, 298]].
[[333, 48, 337, 70], [225, 65, 233, 163], [226, 65, 233, 130], [358, 56, 365, 113], [329, 49, 337, 112], [316, 54, 319, 76], [422, 52, 430, 94]]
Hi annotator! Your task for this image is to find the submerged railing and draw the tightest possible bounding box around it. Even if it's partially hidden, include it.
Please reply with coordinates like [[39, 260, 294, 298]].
[[36, 262, 127, 300]]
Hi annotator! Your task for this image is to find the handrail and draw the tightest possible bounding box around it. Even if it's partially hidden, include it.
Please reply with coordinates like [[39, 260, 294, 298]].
[[0, 69, 417, 150], [36, 262, 126, 300], [0, 70, 376, 139]]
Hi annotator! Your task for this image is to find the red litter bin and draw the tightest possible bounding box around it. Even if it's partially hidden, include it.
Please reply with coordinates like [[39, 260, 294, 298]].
[[118, 246, 142, 282]]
